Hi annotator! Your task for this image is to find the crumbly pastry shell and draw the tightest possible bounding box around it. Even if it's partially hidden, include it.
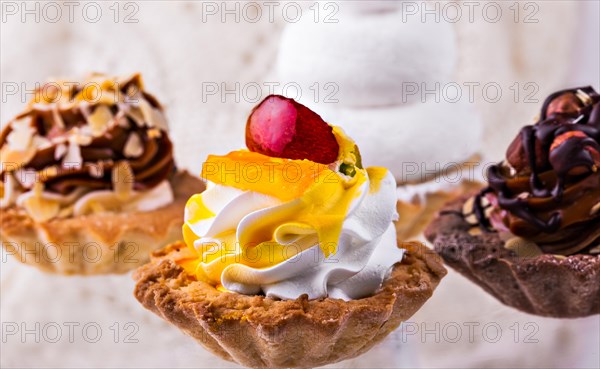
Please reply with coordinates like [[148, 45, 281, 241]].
[[425, 196, 600, 318], [133, 239, 446, 369], [0, 171, 205, 275]]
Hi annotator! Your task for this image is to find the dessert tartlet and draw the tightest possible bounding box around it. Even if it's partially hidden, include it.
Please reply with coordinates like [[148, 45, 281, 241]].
[[426, 87, 600, 318], [0, 74, 205, 274], [134, 95, 446, 368]]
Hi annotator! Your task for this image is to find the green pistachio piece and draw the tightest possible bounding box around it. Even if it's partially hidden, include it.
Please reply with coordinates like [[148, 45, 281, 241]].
[[339, 163, 356, 177]]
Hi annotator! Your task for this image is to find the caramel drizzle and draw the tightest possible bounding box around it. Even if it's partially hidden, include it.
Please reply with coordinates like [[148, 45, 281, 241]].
[[474, 86, 600, 233]]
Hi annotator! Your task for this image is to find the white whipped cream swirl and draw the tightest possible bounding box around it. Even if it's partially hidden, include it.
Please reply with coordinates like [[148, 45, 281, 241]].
[[185, 169, 404, 300]]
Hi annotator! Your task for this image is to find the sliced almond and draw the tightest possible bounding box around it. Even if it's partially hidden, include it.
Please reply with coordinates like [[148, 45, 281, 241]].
[[68, 128, 93, 146], [504, 237, 543, 258], [123, 132, 144, 158], [54, 143, 68, 160], [139, 98, 168, 130], [464, 213, 478, 226], [63, 141, 83, 169], [462, 196, 475, 215], [112, 161, 134, 200], [138, 98, 154, 127], [88, 163, 104, 178], [6, 118, 35, 151], [590, 202, 600, 216], [589, 245, 600, 254], [88, 105, 113, 136]]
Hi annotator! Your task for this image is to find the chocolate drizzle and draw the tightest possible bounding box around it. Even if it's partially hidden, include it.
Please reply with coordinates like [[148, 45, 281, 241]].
[[0, 74, 175, 197], [471, 87, 600, 255]]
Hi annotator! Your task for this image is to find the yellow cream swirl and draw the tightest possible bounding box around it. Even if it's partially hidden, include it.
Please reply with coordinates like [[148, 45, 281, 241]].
[[182, 128, 402, 299]]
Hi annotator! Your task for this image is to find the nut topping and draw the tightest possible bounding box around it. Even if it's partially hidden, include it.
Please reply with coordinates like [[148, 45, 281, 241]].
[[124, 132, 144, 158], [88, 105, 114, 136], [0, 73, 175, 221]]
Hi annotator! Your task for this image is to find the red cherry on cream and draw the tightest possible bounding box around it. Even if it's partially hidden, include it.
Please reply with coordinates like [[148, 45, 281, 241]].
[[246, 95, 340, 164]]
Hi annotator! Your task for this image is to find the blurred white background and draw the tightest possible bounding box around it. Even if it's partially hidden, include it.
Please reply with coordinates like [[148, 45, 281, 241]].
[[1, 1, 599, 368]]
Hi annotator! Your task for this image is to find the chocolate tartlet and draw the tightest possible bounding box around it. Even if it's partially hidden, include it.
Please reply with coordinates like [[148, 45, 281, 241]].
[[426, 87, 600, 318], [0, 74, 205, 274]]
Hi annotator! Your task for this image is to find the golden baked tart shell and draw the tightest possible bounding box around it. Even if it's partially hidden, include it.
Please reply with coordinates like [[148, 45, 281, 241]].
[[1, 171, 205, 275], [133, 239, 446, 369]]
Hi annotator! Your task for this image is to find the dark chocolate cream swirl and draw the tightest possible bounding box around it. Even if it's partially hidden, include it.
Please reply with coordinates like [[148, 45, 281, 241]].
[[474, 87, 600, 255], [0, 74, 175, 216]]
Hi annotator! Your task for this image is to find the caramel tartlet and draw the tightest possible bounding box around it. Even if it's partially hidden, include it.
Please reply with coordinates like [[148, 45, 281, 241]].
[[426, 87, 600, 318], [0, 74, 204, 274]]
